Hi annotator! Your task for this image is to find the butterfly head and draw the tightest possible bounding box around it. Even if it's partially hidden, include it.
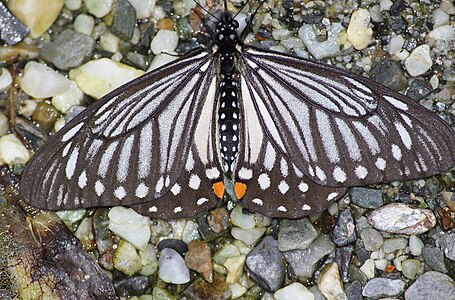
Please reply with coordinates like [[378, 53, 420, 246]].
[[214, 12, 240, 48]]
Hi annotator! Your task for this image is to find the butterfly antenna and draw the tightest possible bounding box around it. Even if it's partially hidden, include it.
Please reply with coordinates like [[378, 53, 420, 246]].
[[239, 0, 267, 41]]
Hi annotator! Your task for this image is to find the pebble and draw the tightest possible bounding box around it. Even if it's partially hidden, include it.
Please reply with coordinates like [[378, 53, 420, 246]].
[[51, 81, 84, 113], [113, 240, 143, 276], [0, 113, 8, 136], [231, 227, 266, 246], [429, 25, 455, 41], [114, 275, 150, 297], [0, 68, 12, 92], [336, 245, 354, 283], [158, 248, 190, 284], [436, 233, 455, 261], [404, 45, 433, 77], [32, 102, 60, 131], [214, 244, 240, 265], [108, 206, 151, 251], [157, 239, 188, 256], [349, 188, 383, 209], [298, 23, 343, 60], [283, 234, 335, 278], [278, 218, 319, 251], [371, 60, 407, 91], [138, 243, 158, 276], [0, 2, 29, 45], [224, 255, 245, 283], [128, 0, 155, 19], [422, 246, 448, 273], [346, 281, 362, 300], [21, 61, 71, 99], [360, 258, 376, 279], [245, 236, 285, 292], [347, 8, 373, 50], [182, 220, 200, 244], [382, 237, 408, 254], [100, 31, 120, 53], [0, 134, 31, 165], [406, 79, 433, 101], [433, 8, 450, 26], [185, 240, 213, 282], [229, 283, 247, 299], [409, 235, 424, 256], [401, 259, 421, 279], [316, 262, 346, 300], [65, 0, 82, 10], [74, 217, 95, 250], [332, 208, 357, 247], [405, 271, 455, 300], [8, 0, 63, 38], [183, 274, 228, 300], [111, 0, 136, 41], [230, 205, 256, 230], [74, 14, 95, 36], [68, 58, 144, 99], [274, 282, 315, 300], [362, 278, 406, 299], [368, 203, 436, 235], [150, 29, 179, 55], [84, 0, 114, 18], [206, 207, 230, 233], [41, 29, 95, 71], [360, 228, 384, 251]]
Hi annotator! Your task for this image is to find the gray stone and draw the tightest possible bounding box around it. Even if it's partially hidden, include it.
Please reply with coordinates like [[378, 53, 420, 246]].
[[405, 271, 455, 300], [332, 208, 356, 247], [283, 234, 335, 278], [346, 281, 362, 300], [371, 59, 408, 91], [245, 236, 285, 292], [422, 246, 448, 273], [436, 233, 455, 261], [362, 278, 406, 299], [360, 228, 384, 251], [278, 218, 318, 251], [41, 29, 95, 70], [349, 188, 383, 209], [0, 2, 28, 45], [112, 0, 136, 40], [336, 245, 354, 283]]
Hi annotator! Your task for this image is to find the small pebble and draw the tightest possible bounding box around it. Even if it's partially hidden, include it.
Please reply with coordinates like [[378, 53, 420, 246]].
[[347, 8, 373, 50], [114, 275, 150, 298], [207, 207, 230, 233], [245, 236, 285, 292], [84, 0, 114, 18], [8, 0, 63, 38], [231, 227, 266, 246], [401, 259, 421, 279], [230, 205, 256, 229], [229, 283, 247, 299], [349, 188, 383, 209], [157, 239, 188, 256], [433, 8, 450, 26], [428, 25, 455, 41], [21, 61, 71, 99], [52, 81, 84, 113], [298, 23, 343, 59], [316, 262, 346, 300], [0, 134, 31, 165], [345, 281, 362, 300], [0, 112, 8, 136], [404, 45, 433, 77], [362, 278, 406, 299], [422, 246, 448, 273], [183, 275, 228, 300], [405, 271, 455, 300], [185, 240, 213, 282], [182, 220, 200, 244], [139, 244, 158, 276], [158, 248, 190, 284], [436, 233, 455, 261], [65, 0, 82, 10], [111, 0, 136, 41], [128, 0, 155, 19], [74, 14, 95, 36], [150, 30, 179, 55], [69, 58, 144, 99], [108, 206, 151, 251], [360, 258, 375, 279], [331, 208, 357, 247], [368, 203, 436, 234], [113, 240, 142, 276], [0, 2, 29, 45], [278, 218, 319, 251], [214, 244, 240, 265], [0, 67, 12, 92], [409, 235, 424, 256], [360, 228, 384, 251], [224, 255, 245, 284], [382, 238, 408, 254], [274, 282, 315, 300]]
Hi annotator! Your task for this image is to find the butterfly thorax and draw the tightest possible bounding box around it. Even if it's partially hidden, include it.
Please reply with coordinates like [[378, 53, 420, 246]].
[[216, 12, 240, 174]]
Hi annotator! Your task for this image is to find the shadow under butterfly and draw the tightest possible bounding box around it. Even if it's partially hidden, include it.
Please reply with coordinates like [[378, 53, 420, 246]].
[[20, 2, 455, 219]]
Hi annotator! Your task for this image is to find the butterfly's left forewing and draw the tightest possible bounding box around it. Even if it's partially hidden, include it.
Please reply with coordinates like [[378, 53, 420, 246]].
[[21, 50, 223, 218]]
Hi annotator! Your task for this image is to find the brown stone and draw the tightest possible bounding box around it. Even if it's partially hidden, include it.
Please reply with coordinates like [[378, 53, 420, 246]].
[[185, 240, 213, 282]]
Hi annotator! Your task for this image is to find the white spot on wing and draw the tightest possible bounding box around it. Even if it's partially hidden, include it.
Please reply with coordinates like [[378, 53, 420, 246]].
[[258, 173, 271, 190], [95, 180, 105, 196], [299, 182, 309, 192], [277, 205, 287, 212], [302, 204, 311, 210], [278, 180, 289, 194], [391, 144, 402, 160], [384, 95, 408, 110], [264, 142, 276, 171], [78, 171, 87, 189], [355, 165, 368, 179], [280, 158, 288, 177], [333, 166, 347, 183], [315, 166, 327, 182], [375, 157, 386, 170], [327, 192, 338, 201], [149, 206, 157, 212], [189, 174, 201, 190], [206, 167, 220, 179], [114, 186, 126, 199], [65, 147, 79, 180], [136, 183, 149, 198], [197, 198, 209, 205], [238, 167, 253, 180], [171, 183, 181, 195], [395, 122, 412, 150], [174, 206, 183, 213], [316, 110, 340, 163], [61, 123, 83, 142], [252, 198, 263, 206], [155, 176, 164, 193]]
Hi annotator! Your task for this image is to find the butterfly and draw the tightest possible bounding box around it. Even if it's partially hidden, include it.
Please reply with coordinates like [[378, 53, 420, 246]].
[[20, 2, 455, 219]]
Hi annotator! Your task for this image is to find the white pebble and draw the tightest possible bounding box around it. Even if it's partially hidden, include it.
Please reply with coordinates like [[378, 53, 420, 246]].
[[224, 255, 246, 283], [380, 0, 393, 11], [128, 0, 156, 19], [299, 23, 344, 59], [182, 220, 200, 244], [150, 30, 179, 55], [52, 81, 84, 113], [0, 68, 12, 92], [405, 45, 433, 77], [21, 61, 71, 99], [108, 206, 151, 251], [409, 235, 424, 256], [231, 227, 266, 246], [139, 244, 159, 276], [100, 31, 120, 53], [74, 14, 95, 36], [229, 283, 247, 299], [274, 282, 315, 300], [360, 258, 376, 279], [387, 35, 405, 55], [147, 53, 179, 72], [272, 29, 291, 41], [441, 0, 455, 14], [113, 240, 142, 276], [347, 8, 373, 50], [0, 113, 8, 136], [19, 99, 37, 118], [84, 0, 114, 18], [230, 205, 256, 230], [0, 134, 31, 165], [69, 58, 144, 99], [428, 25, 455, 41], [433, 8, 450, 26], [54, 116, 66, 132], [317, 263, 346, 300], [65, 0, 81, 10], [281, 37, 304, 50], [158, 248, 190, 284]]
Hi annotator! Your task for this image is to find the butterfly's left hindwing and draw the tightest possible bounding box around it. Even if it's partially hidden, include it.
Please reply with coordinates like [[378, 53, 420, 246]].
[[20, 50, 224, 218]]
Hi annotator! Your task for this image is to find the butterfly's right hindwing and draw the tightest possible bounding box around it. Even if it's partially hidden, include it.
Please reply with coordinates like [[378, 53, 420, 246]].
[[21, 50, 223, 217]]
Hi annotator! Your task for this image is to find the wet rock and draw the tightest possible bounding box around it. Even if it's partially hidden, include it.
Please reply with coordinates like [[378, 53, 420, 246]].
[[157, 239, 188, 256], [360, 228, 384, 251], [21, 61, 71, 99], [183, 274, 228, 300], [108, 206, 150, 251], [274, 282, 315, 300], [436, 233, 455, 261], [114, 275, 150, 297], [0, 2, 28, 45], [371, 60, 408, 91], [405, 271, 455, 300], [349, 188, 383, 209], [224, 254, 246, 284], [346, 281, 362, 300], [332, 208, 357, 247], [158, 248, 190, 284], [317, 262, 346, 300], [422, 246, 448, 273], [362, 278, 406, 299], [112, 0, 136, 40], [278, 218, 319, 251], [207, 207, 231, 233], [41, 29, 95, 71], [113, 240, 142, 276], [231, 226, 266, 246], [185, 240, 213, 282], [336, 245, 354, 283], [245, 236, 285, 292]]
